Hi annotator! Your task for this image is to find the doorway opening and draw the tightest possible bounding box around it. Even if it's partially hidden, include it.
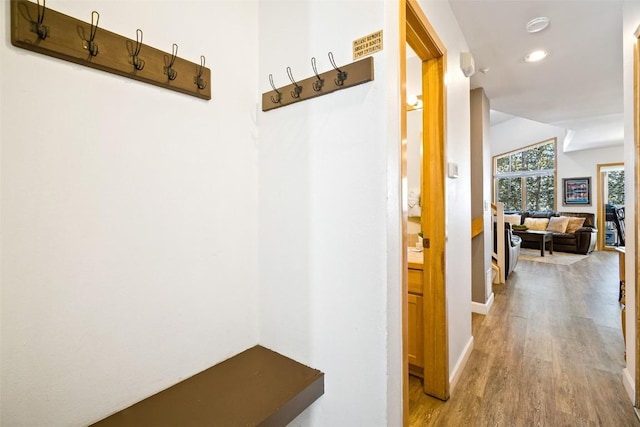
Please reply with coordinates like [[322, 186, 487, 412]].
[[401, 0, 448, 421], [597, 163, 626, 251]]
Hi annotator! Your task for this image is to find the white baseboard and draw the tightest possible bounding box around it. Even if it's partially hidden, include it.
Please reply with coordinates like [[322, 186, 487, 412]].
[[623, 367, 636, 403], [471, 292, 494, 315], [449, 336, 474, 395]]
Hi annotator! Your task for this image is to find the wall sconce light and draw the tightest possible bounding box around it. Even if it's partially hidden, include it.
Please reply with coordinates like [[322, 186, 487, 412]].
[[407, 94, 423, 111]]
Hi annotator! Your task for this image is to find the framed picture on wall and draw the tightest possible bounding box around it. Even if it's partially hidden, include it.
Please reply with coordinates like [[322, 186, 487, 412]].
[[563, 177, 591, 206]]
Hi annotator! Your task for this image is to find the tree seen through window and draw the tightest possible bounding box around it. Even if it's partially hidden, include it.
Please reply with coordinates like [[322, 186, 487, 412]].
[[494, 139, 556, 212], [607, 170, 624, 206]]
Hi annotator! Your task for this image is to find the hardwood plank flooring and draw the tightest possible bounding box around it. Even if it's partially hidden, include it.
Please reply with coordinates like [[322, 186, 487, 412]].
[[409, 250, 639, 426]]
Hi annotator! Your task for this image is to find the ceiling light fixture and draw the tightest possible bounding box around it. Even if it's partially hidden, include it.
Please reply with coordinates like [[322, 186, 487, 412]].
[[526, 17, 550, 33], [524, 50, 548, 62]]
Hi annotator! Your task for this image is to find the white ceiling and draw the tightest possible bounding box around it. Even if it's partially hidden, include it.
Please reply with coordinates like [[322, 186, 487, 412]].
[[448, 0, 624, 152]]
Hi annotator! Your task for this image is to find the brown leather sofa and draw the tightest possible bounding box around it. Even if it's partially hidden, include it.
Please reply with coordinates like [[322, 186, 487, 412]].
[[505, 211, 597, 255]]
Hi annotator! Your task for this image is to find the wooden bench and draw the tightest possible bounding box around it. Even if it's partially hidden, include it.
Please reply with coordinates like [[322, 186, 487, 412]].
[[91, 345, 324, 427]]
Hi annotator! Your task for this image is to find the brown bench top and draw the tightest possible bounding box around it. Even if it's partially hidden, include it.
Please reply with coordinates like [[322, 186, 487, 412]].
[[91, 345, 324, 427]]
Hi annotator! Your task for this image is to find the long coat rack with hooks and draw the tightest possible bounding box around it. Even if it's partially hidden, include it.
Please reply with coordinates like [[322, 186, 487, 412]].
[[262, 53, 374, 112], [10, 0, 211, 100]]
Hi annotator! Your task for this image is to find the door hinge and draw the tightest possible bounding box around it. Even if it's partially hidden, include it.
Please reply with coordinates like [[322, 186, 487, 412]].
[[422, 238, 430, 248]]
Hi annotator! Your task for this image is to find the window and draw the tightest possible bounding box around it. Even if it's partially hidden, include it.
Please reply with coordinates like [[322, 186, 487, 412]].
[[493, 138, 556, 212], [606, 170, 625, 205]]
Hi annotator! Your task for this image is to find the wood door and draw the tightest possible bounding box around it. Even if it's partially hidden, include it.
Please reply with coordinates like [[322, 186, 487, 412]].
[[401, 0, 449, 415]]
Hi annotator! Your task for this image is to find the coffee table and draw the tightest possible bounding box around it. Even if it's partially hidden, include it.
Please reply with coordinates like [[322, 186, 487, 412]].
[[513, 230, 553, 257]]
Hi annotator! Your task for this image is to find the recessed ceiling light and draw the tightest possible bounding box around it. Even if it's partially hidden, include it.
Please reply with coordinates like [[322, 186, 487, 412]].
[[524, 50, 548, 62], [526, 17, 550, 33]]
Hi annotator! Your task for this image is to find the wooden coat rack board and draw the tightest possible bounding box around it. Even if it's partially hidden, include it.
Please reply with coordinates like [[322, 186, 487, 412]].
[[262, 55, 374, 111], [10, 0, 211, 100]]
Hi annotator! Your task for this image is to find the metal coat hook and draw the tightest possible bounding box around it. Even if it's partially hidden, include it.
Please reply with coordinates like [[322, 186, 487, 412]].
[[32, 0, 49, 40], [268, 74, 281, 104], [131, 29, 145, 71], [165, 43, 178, 81], [286, 66, 302, 99], [328, 52, 347, 86], [84, 11, 99, 56], [261, 56, 373, 111], [311, 57, 324, 92], [10, 1, 211, 100], [194, 55, 207, 90]]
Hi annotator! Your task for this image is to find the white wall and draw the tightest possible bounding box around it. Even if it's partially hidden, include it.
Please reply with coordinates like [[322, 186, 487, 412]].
[[491, 117, 624, 215], [490, 116, 567, 157], [407, 53, 422, 221], [418, 0, 474, 386], [482, 90, 492, 301], [258, 0, 473, 424], [257, 1, 400, 425], [407, 54, 423, 213], [407, 108, 422, 235], [407, 55, 423, 235], [559, 145, 624, 213], [2, 0, 477, 424], [622, 0, 639, 404], [0, 1, 260, 425]]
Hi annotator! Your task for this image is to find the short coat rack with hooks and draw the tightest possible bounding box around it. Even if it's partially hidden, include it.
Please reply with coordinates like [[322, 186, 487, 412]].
[[10, 0, 211, 100], [262, 53, 374, 112]]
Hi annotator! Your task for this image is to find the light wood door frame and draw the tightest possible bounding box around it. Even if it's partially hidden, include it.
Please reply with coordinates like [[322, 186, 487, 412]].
[[633, 25, 640, 410], [401, 0, 449, 414], [596, 162, 624, 251]]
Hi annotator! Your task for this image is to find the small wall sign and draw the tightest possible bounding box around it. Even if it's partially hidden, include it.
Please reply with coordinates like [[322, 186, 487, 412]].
[[353, 30, 383, 60]]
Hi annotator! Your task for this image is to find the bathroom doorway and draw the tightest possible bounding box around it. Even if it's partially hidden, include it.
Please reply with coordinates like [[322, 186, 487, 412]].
[[401, 0, 449, 419]]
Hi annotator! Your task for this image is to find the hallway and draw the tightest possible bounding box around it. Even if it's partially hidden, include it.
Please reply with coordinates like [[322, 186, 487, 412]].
[[410, 250, 639, 426]]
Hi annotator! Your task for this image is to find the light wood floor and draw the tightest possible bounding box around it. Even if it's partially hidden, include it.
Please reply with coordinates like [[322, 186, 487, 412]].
[[409, 250, 640, 426]]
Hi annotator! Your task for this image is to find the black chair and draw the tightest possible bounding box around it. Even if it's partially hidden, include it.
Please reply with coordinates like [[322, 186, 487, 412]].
[[493, 220, 522, 281], [605, 204, 625, 246]]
